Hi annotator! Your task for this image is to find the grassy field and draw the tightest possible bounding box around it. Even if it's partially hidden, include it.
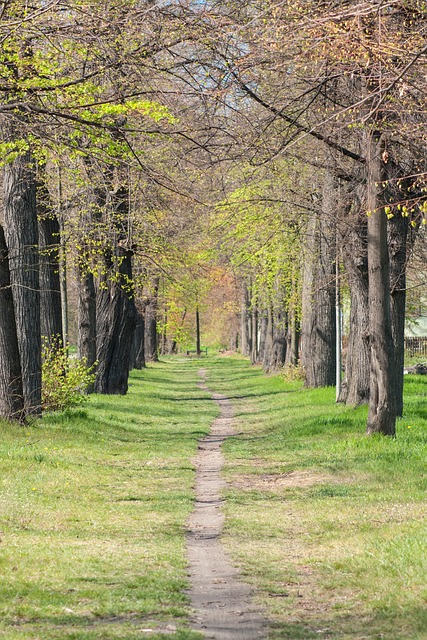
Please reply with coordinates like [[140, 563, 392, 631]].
[[205, 356, 427, 640], [0, 359, 213, 640], [1, 355, 426, 639]]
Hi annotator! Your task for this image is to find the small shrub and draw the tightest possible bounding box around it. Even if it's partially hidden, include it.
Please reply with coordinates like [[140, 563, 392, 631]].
[[42, 340, 96, 412], [282, 362, 306, 382]]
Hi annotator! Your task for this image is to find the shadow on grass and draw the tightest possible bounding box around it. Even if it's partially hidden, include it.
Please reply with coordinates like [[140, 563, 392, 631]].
[[3, 613, 202, 640], [268, 604, 427, 640]]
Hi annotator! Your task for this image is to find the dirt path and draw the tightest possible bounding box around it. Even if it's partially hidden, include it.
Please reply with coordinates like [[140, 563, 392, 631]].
[[186, 370, 265, 640]]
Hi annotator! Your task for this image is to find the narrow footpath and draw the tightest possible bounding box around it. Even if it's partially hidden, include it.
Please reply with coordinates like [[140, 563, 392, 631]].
[[186, 369, 265, 640]]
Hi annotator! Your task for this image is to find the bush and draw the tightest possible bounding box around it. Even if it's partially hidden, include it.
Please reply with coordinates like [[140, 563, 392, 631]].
[[282, 362, 306, 382], [42, 340, 96, 412]]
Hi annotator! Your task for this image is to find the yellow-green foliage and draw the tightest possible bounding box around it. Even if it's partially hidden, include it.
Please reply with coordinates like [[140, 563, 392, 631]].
[[42, 341, 96, 412]]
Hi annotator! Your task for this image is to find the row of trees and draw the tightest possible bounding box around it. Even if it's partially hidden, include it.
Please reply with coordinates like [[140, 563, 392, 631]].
[[204, 0, 427, 436], [1, 1, 426, 437]]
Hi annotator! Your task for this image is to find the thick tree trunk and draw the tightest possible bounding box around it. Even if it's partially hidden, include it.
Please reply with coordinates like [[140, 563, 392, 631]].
[[0, 225, 25, 422], [301, 183, 336, 387], [366, 133, 396, 436], [266, 309, 287, 371], [338, 202, 370, 405], [92, 171, 137, 394], [3, 143, 41, 416], [144, 277, 159, 362], [38, 209, 63, 346], [94, 247, 137, 394], [77, 267, 97, 372], [130, 310, 146, 369]]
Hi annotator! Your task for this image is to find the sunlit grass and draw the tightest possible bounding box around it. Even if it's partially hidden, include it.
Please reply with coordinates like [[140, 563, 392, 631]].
[[2, 354, 426, 639], [0, 359, 211, 640], [205, 356, 427, 640]]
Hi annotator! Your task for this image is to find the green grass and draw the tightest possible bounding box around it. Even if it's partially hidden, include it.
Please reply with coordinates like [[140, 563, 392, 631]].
[[204, 356, 427, 640], [2, 354, 427, 639], [0, 359, 212, 640]]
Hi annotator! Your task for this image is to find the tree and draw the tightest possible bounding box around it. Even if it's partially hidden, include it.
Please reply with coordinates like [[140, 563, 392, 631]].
[[0, 225, 25, 422], [301, 174, 336, 387], [37, 165, 63, 346], [1, 119, 41, 416], [210, 0, 427, 434]]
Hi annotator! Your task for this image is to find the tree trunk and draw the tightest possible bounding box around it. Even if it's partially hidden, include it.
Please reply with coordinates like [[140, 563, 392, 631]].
[[130, 310, 146, 369], [267, 309, 287, 371], [169, 308, 186, 354], [338, 200, 370, 405], [94, 246, 137, 394], [56, 166, 68, 348], [301, 182, 336, 387], [196, 306, 201, 356], [387, 205, 408, 418], [262, 306, 274, 371], [144, 277, 159, 362], [161, 307, 168, 355], [285, 304, 300, 367], [240, 282, 252, 356], [0, 225, 25, 422], [290, 309, 300, 366], [258, 308, 268, 363], [93, 168, 137, 394], [38, 197, 62, 346], [3, 142, 41, 416], [77, 266, 97, 374], [250, 303, 259, 364], [366, 133, 396, 436]]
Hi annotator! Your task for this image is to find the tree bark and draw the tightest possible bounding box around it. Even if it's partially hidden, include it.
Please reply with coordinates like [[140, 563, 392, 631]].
[[144, 277, 159, 362], [196, 306, 201, 356], [94, 245, 137, 394], [161, 307, 168, 355], [38, 175, 62, 346], [258, 308, 268, 363], [130, 310, 146, 369], [250, 302, 259, 364], [289, 307, 300, 366], [77, 267, 97, 375], [0, 225, 25, 422], [262, 306, 274, 371], [240, 281, 252, 356], [301, 182, 336, 387], [2, 140, 41, 416], [266, 309, 287, 372], [388, 212, 407, 418], [91, 163, 137, 394], [366, 133, 396, 436], [338, 199, 370, 405]]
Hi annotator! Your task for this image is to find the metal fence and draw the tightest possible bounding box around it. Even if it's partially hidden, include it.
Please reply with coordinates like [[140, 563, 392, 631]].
[[405, 337, 427, 357]]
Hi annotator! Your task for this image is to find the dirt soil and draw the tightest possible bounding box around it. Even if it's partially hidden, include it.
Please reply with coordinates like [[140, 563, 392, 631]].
[[185, 370, 266, 639]]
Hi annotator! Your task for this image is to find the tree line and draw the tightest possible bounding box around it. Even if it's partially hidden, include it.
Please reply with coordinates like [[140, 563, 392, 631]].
[[1, 0, 426, 437]]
